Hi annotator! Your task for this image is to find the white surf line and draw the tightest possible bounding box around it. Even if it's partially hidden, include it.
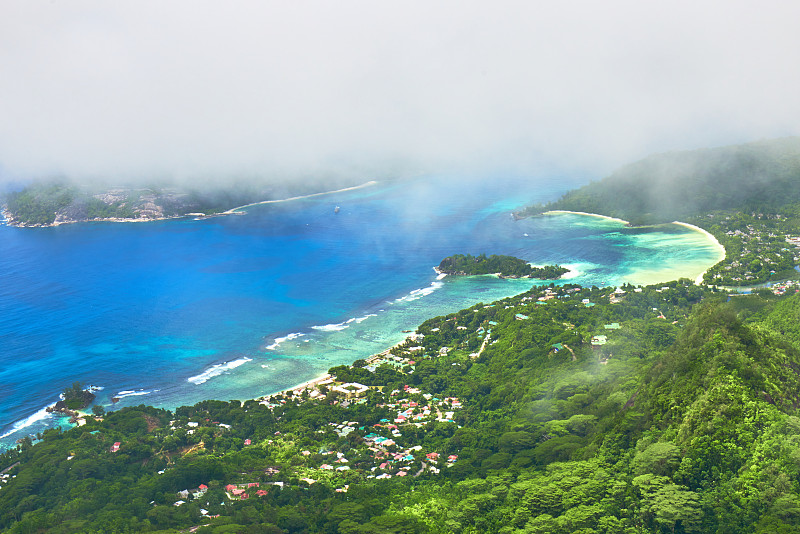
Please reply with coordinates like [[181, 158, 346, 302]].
[[670, 221, 727, 285], [541, 210, 630, 225], [0, 405, 53, 440], [224, 180, 379, 214]]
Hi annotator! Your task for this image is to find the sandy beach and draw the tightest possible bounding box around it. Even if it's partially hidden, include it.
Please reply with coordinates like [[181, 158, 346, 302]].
[[542, 210, 726, 286], [670, 221, 727, 284], [279, 373, 333, 396], [263, 331, 420, 400]]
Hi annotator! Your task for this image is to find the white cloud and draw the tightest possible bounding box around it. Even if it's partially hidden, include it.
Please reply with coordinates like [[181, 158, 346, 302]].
[[1, 0, 799, 183]]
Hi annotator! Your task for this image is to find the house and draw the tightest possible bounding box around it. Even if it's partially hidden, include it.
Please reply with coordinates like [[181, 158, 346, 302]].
[[110, 442, 121, 453], [331, 382, 370, 399]]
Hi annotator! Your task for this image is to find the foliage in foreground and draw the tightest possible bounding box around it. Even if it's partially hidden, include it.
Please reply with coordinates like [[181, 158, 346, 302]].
[[2, 282, 800, 533]]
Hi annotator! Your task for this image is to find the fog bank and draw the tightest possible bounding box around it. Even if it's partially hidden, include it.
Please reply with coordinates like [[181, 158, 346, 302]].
[[1, 1, 799, 185]]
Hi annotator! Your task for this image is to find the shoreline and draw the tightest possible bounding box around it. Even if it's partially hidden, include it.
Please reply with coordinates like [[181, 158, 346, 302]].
[[541, 210, 726, 286], [1, 180, 379, 228], [541, 210, 631, 225], [261, 328, 425, 402], [264, 373, 333, 400], [670, 221, 727, 284]]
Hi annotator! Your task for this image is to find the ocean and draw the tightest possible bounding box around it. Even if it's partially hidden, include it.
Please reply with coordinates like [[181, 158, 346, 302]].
[[0, 174, 724, 450]]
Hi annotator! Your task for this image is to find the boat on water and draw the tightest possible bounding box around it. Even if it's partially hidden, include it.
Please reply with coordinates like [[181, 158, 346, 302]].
[[334, 206, 340, 213]]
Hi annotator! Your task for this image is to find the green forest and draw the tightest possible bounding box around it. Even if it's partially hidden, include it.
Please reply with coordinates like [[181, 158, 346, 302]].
[[3, 279, 800, 533], [438, 254, 569, 279], [516, 137, 800, 226], [5, 138, 800, 532], [5, 184, 77, 225]]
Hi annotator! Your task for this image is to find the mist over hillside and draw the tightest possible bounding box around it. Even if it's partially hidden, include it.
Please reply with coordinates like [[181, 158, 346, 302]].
[[520, 137, 800, 224]]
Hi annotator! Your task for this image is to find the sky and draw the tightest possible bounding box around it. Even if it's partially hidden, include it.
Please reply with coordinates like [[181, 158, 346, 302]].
[[1, 1, 799, 185]]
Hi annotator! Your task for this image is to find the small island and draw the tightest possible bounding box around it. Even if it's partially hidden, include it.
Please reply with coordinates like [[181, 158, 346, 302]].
[[438, 253, 569, 279], [45, 382, 96, 418]]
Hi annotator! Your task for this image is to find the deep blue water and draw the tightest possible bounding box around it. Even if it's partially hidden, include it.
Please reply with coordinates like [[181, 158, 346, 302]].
[[0, 175, 722, 450]]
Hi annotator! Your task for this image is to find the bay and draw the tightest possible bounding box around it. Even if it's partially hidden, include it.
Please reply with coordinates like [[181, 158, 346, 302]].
[[0, 174, 723, 450]]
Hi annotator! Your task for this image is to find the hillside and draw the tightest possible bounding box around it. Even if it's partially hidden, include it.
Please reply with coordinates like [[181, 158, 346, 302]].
[[517, 137, 800, 225], [515, 138, 800, 286], [1, 179, 364, 227], [3, 280, 800, 533]]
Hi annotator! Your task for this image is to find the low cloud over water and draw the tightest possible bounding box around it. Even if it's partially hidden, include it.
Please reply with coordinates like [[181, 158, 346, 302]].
[[1, 1, 800, 184]]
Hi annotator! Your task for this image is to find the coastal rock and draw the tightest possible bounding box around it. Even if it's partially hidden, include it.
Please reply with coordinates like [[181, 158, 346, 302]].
[[49, 389, 96, 415]]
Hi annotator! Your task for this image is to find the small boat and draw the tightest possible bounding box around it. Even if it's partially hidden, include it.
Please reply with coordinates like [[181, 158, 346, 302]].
[[334, 206, 340, 213]]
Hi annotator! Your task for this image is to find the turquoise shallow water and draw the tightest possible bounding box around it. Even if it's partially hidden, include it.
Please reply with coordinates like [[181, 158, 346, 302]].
[[0, 175, 723, 450]]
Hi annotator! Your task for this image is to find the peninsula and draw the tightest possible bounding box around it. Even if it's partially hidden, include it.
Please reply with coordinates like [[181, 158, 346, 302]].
[[1, 178, 372, 227]]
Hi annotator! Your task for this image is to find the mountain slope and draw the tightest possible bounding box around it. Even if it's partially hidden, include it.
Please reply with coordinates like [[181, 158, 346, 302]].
[[519, 137, 800, 225]]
